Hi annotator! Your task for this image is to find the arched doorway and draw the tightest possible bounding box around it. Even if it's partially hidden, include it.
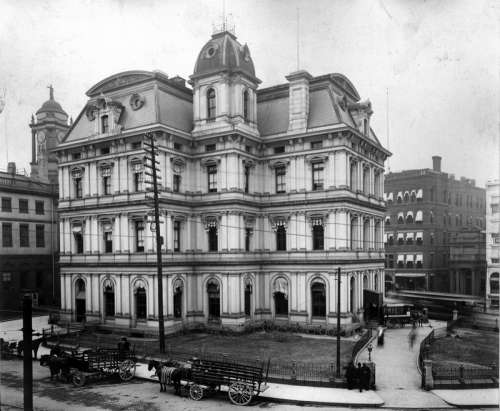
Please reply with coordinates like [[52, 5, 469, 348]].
[[207, 279, 220, 321], [273, 277, 288, 317], [75, 279, 86, 322], [103, 281, 115, 318], [311, 281, 326, 317], [173, 279, 183, 319], [135, 286, 147, 321]]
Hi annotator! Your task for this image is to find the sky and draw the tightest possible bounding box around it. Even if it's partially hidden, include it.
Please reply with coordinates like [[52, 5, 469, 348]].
[[0, 0, 498, 187]]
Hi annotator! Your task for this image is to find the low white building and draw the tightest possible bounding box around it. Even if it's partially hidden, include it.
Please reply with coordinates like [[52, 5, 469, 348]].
[[56, 28, 389, 332], [486, 180, 499, 309]]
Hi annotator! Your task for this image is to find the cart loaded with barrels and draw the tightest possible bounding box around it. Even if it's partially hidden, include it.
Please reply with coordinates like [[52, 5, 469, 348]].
[[186, 357, 270, 406]]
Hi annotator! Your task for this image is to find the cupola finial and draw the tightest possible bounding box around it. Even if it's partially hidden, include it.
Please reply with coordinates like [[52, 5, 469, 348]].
[[48, 84, 54, 100]]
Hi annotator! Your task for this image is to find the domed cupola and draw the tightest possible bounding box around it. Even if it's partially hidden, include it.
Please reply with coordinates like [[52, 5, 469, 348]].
[[192, 31, 258, 82], [36, 85, 68, 117], [191, 29, 261, 138]]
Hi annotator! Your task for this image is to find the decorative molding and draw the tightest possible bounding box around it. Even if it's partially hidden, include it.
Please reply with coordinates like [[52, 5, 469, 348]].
[[129, 93, 145, 111]]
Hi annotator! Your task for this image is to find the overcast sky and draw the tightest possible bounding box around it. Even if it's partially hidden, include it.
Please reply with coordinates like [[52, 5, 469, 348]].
[[0, 0, 498, 187]]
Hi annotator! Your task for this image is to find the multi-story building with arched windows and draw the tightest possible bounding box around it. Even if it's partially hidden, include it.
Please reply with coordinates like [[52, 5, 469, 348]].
[[56, 27, 389, 332]]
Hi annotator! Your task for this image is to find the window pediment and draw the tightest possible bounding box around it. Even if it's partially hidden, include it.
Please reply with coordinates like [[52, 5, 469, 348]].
[[305, 154, 328, 164], [269, 159, 290, 169], [201, 157, 221, 167]]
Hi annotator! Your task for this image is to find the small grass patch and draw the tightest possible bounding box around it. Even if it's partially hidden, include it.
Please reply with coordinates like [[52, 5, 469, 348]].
[[427, 328, 499, 367]]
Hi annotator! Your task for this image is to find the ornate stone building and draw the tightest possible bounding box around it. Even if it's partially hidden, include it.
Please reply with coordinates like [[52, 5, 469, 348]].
[[486, 180, 499, 309], [56, 28, 389, 331]]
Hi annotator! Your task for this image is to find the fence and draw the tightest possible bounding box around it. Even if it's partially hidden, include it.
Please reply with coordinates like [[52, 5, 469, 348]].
[[351, 328, 373, 362], [419, 325, 499, 389]]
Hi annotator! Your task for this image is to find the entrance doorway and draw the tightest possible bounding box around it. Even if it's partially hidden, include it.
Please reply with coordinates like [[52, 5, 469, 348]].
[[75, 279, 86, 322]]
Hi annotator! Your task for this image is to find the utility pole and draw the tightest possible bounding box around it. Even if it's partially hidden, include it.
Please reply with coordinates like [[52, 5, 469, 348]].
[[336, 267, 341, 378], [23, 294, 33, 411], [143, 132, 165, 353]]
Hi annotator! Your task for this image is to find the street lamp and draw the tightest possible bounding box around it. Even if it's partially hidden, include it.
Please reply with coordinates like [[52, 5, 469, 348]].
[[367, 343, 373, 362]]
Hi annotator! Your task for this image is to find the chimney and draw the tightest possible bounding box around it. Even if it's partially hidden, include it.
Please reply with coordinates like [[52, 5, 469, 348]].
[[286, 70, 313, 133], [432, 156, 442, 172], [7, 162, 16, 175]]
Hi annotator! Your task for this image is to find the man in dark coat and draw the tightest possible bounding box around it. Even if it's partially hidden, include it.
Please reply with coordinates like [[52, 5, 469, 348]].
[[345, 361, 356, 390], [361, 363, 371, 390], [357, 363, 363, 392]]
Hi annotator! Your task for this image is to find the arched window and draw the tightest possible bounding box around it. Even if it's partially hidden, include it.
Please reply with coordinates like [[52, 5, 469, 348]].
[[75, 279, 86, 322], [244, 279, 252, 317], [363, 275, 368, 289], [311, 281, 326, 317], [397, 192, 403, 204], [350, 277, 355, 313], [385, 216, 391, 226], [397, 213, 404, 224], [207, 88, 216, 120], [273, 277, 288, 316], [173, 279, 183, 319], [207, 279, 220, 320], [410, 191, 416, 202], [404, 191, 410, 202], [490, 273, 499, 294], [374, 273, 378, 291], [406, 212, 414, 224], [104, 283, 114, 317], [243, 90, 250, 122], [135, 286, 147, 320]]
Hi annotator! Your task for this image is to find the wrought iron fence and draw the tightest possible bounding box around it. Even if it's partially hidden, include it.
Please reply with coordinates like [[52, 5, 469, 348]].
[[351, 328, 372, 361]]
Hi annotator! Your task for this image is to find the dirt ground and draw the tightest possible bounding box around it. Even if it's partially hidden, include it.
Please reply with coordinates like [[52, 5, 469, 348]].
[[0, 358, 377, 411], [427, 328, 499, 367]]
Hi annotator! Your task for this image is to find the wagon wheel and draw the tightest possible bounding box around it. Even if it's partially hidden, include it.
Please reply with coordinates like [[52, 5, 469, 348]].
[[72, 371, 86, 387], [119, 359, 136, 381], [189, 383, 204, 401], [228, 382, 253, 406]]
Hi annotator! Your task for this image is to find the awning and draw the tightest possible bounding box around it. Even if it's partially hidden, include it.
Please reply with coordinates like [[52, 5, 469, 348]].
[[406, 211, 414, 218], [395, 273, 427, 278], [397, 254, 405, 262], [398, 212, 404, 219], [406, 232, 414, 240], [383, 193, 387, 201], [416, 232, 423, 240], [415, 210, 423, 222], [406, 254, 415, 262], [273, 277, 288, 297], [385, 216, 391, 223], [397, 191, 403, 200], [387, 192, 394, 201], [416, 189, 423, 199], [415, 254, 423, 262], [397, 232, 404, 240]]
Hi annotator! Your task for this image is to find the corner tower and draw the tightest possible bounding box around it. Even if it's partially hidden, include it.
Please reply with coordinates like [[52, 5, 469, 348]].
[[190, 28, 261, 138], [30, 86, 69, 184]]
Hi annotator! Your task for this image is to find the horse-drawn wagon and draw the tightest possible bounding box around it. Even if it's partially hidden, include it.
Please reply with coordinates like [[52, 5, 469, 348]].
[[41, 347, 136, 387], [383, 303, 414, 327], [149, 356, 270, 406]]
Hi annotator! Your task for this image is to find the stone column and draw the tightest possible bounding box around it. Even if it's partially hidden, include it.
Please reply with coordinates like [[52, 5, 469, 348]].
[[119, 157, 128, 192], [296, 157, 305, 191], [289, 157, 297, 192], [327, 212, 335, 250], [89, 162, 97, 197], [83, 217, 91, 253], [166, 214, 173, 251], [297, 213, 306, 250], [327, 152, 335, 188], [112, 162, 119, 194], [289, 214, 297, 250]]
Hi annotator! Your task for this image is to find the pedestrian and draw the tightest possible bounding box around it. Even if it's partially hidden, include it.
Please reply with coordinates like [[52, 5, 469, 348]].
[[345, 361, 356, 390], [16, 340, 24, 356], [361, 363, 371, 390], [418, 312, 423, 327], [408, 325, 417, 350], [357, 362, 363, 392]]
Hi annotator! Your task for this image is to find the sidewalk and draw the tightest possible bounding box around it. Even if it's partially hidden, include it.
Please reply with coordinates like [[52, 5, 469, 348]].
[[356, 321, 499, 408]]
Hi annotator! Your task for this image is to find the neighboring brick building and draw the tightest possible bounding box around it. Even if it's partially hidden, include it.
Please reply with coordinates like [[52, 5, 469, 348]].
[[384, 156, 486, 294], [0, 88, 68, 310], [486, 180, 500, 309]]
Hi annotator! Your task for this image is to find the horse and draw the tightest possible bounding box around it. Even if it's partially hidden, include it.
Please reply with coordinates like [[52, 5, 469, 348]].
[[147, 359, 191, 395], [40, 354, 72, 382]]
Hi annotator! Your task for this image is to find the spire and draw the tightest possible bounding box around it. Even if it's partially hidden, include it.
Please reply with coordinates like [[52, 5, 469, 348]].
[[48, 84, 54, 100]]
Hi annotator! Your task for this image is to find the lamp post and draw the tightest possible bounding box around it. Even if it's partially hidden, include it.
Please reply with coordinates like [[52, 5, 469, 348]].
[[336, 267, 341, 378], [368, 343, 373, 362]]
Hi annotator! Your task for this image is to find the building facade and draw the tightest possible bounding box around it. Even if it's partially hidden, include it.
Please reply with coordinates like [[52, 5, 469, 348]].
[[384, 156, 486, 295], [0, 88, 68, 310], [56, 28, 389, 331], [486, 180, 499, 309]]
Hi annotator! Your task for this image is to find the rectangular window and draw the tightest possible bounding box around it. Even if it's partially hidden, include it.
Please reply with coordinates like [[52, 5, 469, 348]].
[[2, 223, 12, 247], [103, 176, 111, 195], [135, 221, 144, 252], [275, 166, 286, 193], [245, 145, 251, 153], [276, 225, 286, 251], [244, 166, 250, 193], [132, 163, 143, 192], [36, 225, 45, 248], [492, 258, 499, 264], [104, 232, 112, 253], [20, 224, 29, 247], [19, 199, 29, 213], [388, 254, 394, 268], [274, 146, 285, 154], [208, 226, 218, 251], [74, 233, 83, 254], [72, 152, 81, 160], [2, 272, 11, 283], [1, 197, 12, 212], [131, 141, 142, 150], [492, 233, 500, 244], [311, 141, 322, 149], [174, 142, 182, 151], [205, 144, 216, 152], [101, 115, 109, 133], [492, 204, 500, 214], [173, 174, 181, 193], [312, 162, 324, 191], [74, 178, 82, 198], [35, 200, 44, 215], [312, 223, 324, 250], [173, 221, 181, 252], [245, 228, 252, 251], [100, 146, 110, 155], [208, 165, 217, 192]]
